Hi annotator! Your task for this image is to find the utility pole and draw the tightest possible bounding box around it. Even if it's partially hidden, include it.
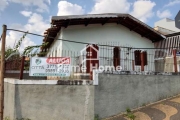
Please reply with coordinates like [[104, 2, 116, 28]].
[[0, 25, 7, 120]]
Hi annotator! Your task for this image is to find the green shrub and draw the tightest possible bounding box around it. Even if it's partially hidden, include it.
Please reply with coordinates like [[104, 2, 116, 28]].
[[94, 114, 100, 120], [125, 108, 136, 120]]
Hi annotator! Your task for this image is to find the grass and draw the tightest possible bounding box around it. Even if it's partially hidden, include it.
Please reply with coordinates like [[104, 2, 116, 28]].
[[94, 114, 100, 120], [125, 108, 136, 120]]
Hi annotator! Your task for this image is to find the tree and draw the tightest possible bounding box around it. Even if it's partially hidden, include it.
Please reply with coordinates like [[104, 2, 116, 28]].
[[5, 32, 28, 59], [5, 31, 48, 59]]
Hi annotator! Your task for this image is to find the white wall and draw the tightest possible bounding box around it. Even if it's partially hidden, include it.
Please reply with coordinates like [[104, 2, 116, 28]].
[[155, 18, 180, 32], [61, 23, 154, 50], [46, 30, 63, 57], [154, 26, 176, 35], [48, 23, 155, 71]]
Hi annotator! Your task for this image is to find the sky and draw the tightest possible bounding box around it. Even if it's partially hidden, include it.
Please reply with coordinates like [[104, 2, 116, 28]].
[[0, 0, 180, 51]]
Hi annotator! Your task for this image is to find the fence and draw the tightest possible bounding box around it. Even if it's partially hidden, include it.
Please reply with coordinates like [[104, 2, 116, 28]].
[[58, 45, 180, 73], [5, 44, 180, 80], [5, 54, 46, 80]]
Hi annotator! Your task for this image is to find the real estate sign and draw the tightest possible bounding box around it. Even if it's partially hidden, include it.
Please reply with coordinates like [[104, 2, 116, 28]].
[[29, 57, 71, 77]]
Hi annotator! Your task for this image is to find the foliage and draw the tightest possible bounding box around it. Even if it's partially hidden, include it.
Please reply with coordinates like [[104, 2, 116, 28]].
[[22, 42, 48, 56], [94, 114, 100, 120], [5, 47, 16, 59], [14, 31, 28, 52], [125, 108, 136, 120], [4, 31, 49, 59], [5, 32, 28, 59], [126, 108, 131, 113]]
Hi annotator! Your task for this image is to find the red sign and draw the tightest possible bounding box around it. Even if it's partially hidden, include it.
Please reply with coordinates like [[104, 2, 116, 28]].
[[46, 57, 70, 64]]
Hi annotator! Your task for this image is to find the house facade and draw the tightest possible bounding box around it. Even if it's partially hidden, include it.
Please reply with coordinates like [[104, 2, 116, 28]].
[[154, 18, 180, 35], [42, 14, 164, 73], [154, 32, 180, 72]]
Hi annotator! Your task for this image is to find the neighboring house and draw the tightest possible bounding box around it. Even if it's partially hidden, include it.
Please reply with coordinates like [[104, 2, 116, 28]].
[[154, 18, 180, 35], [154, 26, 177, 35], [154, 32, 180, 72], [42, 13, 165, 72]]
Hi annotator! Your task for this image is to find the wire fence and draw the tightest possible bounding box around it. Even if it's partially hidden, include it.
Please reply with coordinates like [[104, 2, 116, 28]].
[[4, 46, 180, 80], [59, 47, 179, 73]]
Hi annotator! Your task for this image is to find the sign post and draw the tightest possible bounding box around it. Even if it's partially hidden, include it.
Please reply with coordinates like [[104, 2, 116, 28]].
[[0, 25, 6, 120], [29, 57, 71, 77]]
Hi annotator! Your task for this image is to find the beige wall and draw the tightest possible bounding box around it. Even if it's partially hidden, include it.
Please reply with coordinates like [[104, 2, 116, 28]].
[[155, 57, 180, 72], [164, 57, 180, 72]]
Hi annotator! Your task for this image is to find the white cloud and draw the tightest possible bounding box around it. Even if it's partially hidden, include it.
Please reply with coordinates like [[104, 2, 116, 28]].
[[88, 0, 156, 22], [4, 13, 50, 52], [131, 0, 156, 22], [157, 10, 172, 18], [6, 30, 36, 52], [90, 0, 131, 14], [164, 0, 180, 7], [3, 24, 35, 51], [57, 1, 84, 15], [0, 0, 8, 11], [24, 13, 50, 34], [20, 11, 32, 17], [9, 0, 50, 12]]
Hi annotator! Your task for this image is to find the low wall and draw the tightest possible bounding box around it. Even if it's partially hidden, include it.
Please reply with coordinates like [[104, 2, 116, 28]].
[[95, 74, 180, 118], [4, 74, 180, 119], [4, 79, 94, 120], [5, 70, 46, 80]]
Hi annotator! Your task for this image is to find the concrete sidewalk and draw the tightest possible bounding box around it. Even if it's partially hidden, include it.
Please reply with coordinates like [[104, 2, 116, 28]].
[[105, 95, 180, 120]]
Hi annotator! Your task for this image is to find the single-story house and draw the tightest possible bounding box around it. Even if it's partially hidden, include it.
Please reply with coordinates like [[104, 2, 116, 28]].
[[41, 13, 165, 73]]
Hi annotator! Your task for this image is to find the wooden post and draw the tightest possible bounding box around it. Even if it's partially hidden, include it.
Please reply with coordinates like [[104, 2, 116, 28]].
[[173, 49, 178, 73], [0, 25, 7, 120], [132, 60, 135, 71], [141, 52, 144, 71], [19, 56, 25, 80]]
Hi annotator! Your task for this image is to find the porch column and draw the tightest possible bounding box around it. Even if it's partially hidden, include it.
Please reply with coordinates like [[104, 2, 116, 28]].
[[141, 51, 144, 71], [173, 49, 178, 73]]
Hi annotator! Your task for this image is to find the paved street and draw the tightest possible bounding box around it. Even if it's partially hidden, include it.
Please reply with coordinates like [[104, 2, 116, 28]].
[[105, 95, 180, 120]]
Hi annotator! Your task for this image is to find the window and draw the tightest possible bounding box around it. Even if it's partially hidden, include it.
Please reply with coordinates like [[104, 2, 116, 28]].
[[134, 50, 147, 66]]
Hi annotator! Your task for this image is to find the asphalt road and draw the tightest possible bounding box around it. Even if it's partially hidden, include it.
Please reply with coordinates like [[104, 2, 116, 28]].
[[105, 95, 180, 120]]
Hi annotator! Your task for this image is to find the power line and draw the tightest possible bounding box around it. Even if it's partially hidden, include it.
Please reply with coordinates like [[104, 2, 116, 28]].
[[7, 28, 130, 48], [7, 29, 44, 37], [6, 28, 180, 50]]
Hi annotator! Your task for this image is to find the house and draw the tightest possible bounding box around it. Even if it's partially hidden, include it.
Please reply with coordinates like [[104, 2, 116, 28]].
[[154, 32, 180, 72], [41, 13, 165, 73], [153, 17, 180, 72], [154, 18, 180, 35]]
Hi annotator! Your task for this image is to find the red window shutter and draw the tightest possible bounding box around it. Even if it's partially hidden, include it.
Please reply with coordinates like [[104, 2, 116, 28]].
[[113, 47, 120, 69], [86, 44, 91, 73], [86, 44, 99, 73], [134, 50, 141, 65], [143, 51, 148, 65]]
